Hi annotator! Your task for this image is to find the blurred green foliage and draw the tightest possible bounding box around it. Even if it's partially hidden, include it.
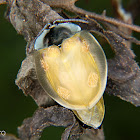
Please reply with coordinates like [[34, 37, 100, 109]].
[[0, 0, 140, 140]]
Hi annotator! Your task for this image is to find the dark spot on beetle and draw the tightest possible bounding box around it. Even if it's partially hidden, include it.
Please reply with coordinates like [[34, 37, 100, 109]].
[[43, 27, 72, 47]]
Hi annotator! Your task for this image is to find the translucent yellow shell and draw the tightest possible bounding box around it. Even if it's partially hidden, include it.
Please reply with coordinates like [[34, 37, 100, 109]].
[[73, 96, 105, 129], [34, 24, 107, 128]]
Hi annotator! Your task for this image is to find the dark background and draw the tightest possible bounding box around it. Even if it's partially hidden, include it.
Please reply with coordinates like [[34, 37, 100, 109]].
[[0, 0, 140, 140]]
